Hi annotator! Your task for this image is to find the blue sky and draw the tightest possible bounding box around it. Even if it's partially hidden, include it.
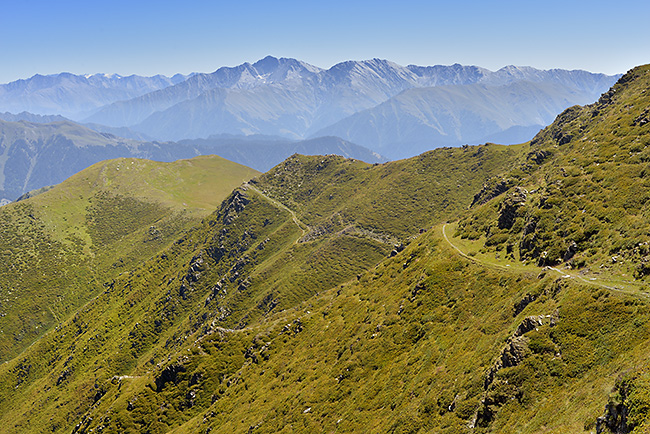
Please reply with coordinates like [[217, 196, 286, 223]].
[[1, 0, 648, 83]]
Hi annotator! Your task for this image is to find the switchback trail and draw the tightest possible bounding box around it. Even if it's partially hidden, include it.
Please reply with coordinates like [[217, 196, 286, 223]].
[[244, 183, 308, 238]]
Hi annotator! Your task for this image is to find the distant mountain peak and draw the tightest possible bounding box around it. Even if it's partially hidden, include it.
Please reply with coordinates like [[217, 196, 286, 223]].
[[0, 72, 193, 119], [253, 55, 281, 72]]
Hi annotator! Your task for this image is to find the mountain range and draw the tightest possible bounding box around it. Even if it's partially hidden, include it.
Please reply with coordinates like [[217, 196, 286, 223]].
[[0, 72, 192, 119], [0, 57, 619, 159], [85, 57, 619, 150], [314, 79, 602, 158], [0, 63, 650, 433], [0, 118, 383, 202], [1, 65, 650, 433]]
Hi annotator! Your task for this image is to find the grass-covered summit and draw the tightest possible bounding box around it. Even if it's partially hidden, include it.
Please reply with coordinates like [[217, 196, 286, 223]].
[[0, 155, 258, 361]]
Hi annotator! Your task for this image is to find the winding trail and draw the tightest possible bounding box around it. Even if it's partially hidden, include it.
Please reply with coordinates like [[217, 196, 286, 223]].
[[244, 183, 308, 238], [441, 223, 646, 296]]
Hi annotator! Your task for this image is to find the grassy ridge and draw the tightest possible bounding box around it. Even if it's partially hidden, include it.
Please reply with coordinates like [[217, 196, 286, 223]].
[[256, 145, 527, 239], [457, 65, 650, 282], [0, 144, 523, 433], [3, 66, 650, 433], [0, 155, 258, 362]]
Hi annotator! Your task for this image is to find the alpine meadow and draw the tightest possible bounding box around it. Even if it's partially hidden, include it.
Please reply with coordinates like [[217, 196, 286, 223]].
[[1, 13, 650, 433]]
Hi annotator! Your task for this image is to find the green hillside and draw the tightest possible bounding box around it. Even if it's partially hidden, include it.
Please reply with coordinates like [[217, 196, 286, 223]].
[[0, 141, 523, 433], [456, 65, 650, 283], [1, 66, 650, 434], [0, 155, 259, 361]]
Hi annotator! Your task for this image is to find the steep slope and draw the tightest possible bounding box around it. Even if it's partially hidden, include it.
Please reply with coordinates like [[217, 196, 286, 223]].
[[66, 228, 647, 434], [0, 144, 525, 433], [0, 73, 189, 119], [0, 155, 259, 362], [456, 64, 650, 282], [315, 80, 603, 159]]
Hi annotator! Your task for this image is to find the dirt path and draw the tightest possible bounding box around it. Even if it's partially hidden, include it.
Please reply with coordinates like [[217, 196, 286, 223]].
[[441, 224, 645, 295], [244, 183, 308, 238]]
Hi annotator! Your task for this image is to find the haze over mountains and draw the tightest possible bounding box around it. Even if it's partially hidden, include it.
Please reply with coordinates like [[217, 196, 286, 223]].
[[315, 79, 603, 158], [0, 57, 619, 161], [0, 118, 382, 202], [2, 65, 650, 433], [0, 73, 191, 119]]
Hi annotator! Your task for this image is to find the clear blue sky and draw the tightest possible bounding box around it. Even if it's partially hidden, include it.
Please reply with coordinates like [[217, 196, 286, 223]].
[[1, 0, 648, 83]]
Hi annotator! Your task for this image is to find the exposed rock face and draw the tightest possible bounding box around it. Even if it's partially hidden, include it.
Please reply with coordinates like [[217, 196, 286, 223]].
[[513, 293, 537, 316], [497, 187, 527, 229], [632, 108, 649, 126], [563, 241, 578, 262], [527, 148, 550, 165], [519, 215, 539, 256], [471, 177, 512, 207], [474, 314, 554, 428], [597, 403, 629, 434], [514, 315, 545, 337], [596, 380, 631, 434], [155, 364, 186, 392], [218, 190, 250, 225]]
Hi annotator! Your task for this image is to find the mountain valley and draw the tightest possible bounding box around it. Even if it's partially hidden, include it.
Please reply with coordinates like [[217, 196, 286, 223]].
[[0, 50, 649, 434]]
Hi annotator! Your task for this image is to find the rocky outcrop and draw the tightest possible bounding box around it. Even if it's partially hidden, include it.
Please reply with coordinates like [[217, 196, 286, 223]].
[[632, 108, 649, 127], [563, 241, 578, 262], [155, 363, 186, 392], [527, 149, 550, 165], [497, 187, 527, 230], [519, 215, 539, 257], [473, 314, 555, 428], [219, 190, 250, 224], [471, 177, 512, 207], [513, 293, 537, 316], [596, 380, 632, 434], [483, 315, 546, 388]]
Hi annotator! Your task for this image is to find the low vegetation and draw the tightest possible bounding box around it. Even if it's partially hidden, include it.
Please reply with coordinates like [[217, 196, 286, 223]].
[[1, 66, 650, 433], [457, 65, 650, 282], [0, 155, 258, 361]]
